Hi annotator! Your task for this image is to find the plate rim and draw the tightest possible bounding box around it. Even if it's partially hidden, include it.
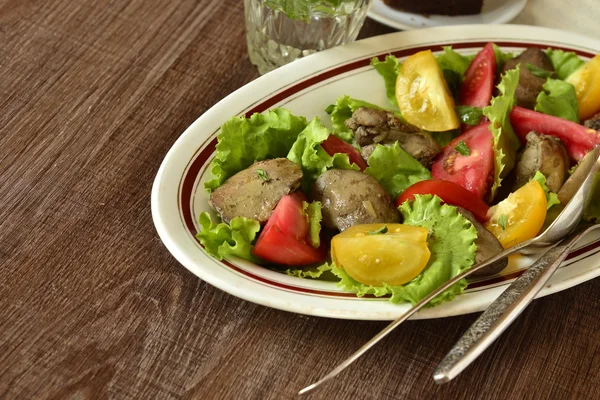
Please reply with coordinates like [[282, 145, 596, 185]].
[[152, 24, 600, 320]]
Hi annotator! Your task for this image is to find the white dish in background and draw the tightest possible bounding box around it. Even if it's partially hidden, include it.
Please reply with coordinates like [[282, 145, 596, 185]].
[[152, 25, 600, 321], [368, 0, 527, 30]]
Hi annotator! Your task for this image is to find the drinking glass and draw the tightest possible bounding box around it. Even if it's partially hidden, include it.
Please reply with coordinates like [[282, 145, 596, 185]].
[[244, 0, 374, 75]]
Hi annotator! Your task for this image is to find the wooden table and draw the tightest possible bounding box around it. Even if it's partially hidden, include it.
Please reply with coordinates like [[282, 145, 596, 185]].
[[2, 1, 599, 398]]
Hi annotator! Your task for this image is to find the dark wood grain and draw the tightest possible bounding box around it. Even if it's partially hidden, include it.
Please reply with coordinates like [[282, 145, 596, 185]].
[[1, 1, 599, 399]]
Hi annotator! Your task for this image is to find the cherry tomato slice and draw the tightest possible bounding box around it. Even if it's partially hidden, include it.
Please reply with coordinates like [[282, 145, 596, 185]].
[[252, 192, 326, 266], [566, 55, 600, 121], [510, 106, 600, 161], [459, 42, 497, 108], [320, 134, 368, 171], [395, 180, 490, 223], [431, 122, 494, 199]]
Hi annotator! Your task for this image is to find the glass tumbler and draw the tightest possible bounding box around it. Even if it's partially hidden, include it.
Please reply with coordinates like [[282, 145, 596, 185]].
[[244, 0, 374, 75]]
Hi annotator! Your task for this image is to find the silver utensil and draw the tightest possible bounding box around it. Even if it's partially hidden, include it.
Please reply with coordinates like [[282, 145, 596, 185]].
[[299, 146, 600, 396], [433, 223, 600, 384]]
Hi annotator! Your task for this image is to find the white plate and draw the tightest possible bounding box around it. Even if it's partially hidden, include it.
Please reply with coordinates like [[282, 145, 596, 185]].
[[368, 0, 527, 30], [152, 25, 600, 321]]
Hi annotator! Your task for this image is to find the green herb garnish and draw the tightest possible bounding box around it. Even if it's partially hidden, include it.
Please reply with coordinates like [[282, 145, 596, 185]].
[[455, 140, 471, 156], [368, 225, 388, 235], [455, 105, 483, 126], [256, 169, 269, 182], [527, 63, 554, 79], [498, 214, 508, 230]]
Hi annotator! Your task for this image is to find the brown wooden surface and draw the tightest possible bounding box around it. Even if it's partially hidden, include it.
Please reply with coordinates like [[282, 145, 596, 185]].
[[1, 1, 599, 399]]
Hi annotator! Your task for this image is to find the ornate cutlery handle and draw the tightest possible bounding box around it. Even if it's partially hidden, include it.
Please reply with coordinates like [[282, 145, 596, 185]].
[[433, 225, 600, 384]]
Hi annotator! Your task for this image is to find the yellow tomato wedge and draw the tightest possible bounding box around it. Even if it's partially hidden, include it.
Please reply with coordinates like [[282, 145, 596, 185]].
[[396, 50, 459, 132], [335, 223, 429, 241], [566, 55, 600, 121], [331, 224, 431, 287], [485, 180, 547, 249]]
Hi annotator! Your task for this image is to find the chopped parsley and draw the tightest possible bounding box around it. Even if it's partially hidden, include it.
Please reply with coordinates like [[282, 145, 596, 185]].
[[455, 140, 471, 156], [256, 168, 270, 182], [527, 63, 554, 79], [368, 225, 388, 235], [498, 214, 508, 230]]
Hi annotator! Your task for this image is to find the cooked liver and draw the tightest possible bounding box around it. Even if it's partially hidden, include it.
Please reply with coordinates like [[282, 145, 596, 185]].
[[456, 207, 508, 276], [584, 113, 600, 131], [501, 48, 554, 110], [345, 107, 441, 167], [312, 169, 400, 231], [513, 132, 570, 193], [209, 158, 302, 224]]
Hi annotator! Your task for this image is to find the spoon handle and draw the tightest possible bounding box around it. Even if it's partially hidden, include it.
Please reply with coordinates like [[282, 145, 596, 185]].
[[298, 240, 532, 395], [433, 225, 599, 384]]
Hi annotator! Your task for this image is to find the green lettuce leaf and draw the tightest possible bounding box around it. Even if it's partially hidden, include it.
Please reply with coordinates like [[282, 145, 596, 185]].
[[284, 262, 333, 278], [545, 49, 585, 80], [330, 195, 478, 306], [364, 142, 431, 198], [535, 78, 579, 123], [436, 47, 474, 97], [493, 44, 514, 69], [483, 67, 522, 201], [325, 95, 388, 142], [455, 105, 483, 126], [303, 201, 322, 248], [196, 212, 261, 263], [430, 130, 459, 147], [531, 171, 560, 210], [370, 55, 402, 108], [287, 117, 358, 192], [205, 109, 308, 191], [436, 46, 474, 78]]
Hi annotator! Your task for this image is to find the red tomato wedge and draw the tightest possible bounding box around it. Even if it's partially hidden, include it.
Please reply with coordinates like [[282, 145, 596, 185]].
[[459, 42, 497, 108], [395, 179, 490, 223], [252, 192, 326, 266], [510, 106, 600, 161], [320, 134, 368, 171], [431, 122, 494, 199]]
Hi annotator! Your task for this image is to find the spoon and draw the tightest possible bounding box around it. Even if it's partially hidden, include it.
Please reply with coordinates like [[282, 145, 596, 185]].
[[299, 145, 600, 396], [433, 223, 600, 383]]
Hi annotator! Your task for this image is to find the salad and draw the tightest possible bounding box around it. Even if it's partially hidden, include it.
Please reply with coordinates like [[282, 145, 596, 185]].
[[198, 43, 600, 307]]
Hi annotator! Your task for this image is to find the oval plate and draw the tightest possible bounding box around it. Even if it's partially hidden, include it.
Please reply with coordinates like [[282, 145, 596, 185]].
[[152, 25, 600, 321]]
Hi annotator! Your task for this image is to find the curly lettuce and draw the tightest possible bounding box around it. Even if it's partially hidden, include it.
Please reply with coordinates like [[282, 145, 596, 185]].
[[325, 95, 390, 141], [364, 142, 431, 198], [483, 67, 521, 201], [205, 109, 308, 191], [287, 117, 358, 191], [196, 212, 261, 263], [370, 55, 402, 108], [330, 195, 478, 306], [535, 78, 579, 123], [284, 262, 333, 278], [493, 44, 514, 69]]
